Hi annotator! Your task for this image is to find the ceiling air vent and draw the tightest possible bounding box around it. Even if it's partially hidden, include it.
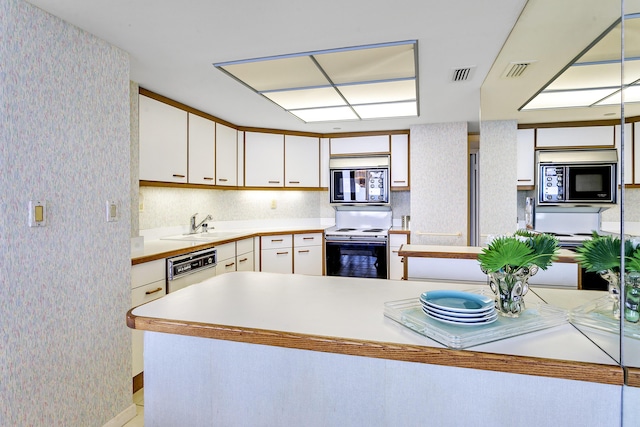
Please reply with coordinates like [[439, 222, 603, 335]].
[[502, 61, 535, 78], [451, 66, 475, 82]]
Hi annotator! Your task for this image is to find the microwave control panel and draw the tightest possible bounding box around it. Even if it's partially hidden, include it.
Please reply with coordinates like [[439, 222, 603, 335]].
[[367, 170, 387, 202], [540, 166, 565, 202]]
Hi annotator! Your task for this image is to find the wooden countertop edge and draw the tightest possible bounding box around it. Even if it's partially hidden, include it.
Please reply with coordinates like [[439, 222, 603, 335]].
[[132, 228, 327, 265], [398, 249, 576, 264], [126, 310, 623, 386], [626, 367, 640, 387]]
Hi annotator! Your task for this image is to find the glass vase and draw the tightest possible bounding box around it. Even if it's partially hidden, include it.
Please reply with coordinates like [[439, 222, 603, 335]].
[[483, 265, 538, 318], [624, 271, 640, 323], [599, 270, 621, 320]]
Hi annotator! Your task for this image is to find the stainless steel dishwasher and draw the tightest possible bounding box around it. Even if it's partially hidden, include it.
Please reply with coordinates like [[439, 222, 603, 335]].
[[166, 248, 217, 293]]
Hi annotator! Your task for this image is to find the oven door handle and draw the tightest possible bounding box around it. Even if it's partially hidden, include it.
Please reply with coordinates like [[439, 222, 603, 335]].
[[325, 239, 387, 245]]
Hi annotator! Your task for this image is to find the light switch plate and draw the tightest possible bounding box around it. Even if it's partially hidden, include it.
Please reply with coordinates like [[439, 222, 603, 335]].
[[106, 200, 118, 222], [29, 200, 47, 227]]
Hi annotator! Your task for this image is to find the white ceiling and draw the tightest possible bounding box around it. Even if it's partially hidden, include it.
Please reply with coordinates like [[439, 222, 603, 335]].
[[24, 0, 638, 134]]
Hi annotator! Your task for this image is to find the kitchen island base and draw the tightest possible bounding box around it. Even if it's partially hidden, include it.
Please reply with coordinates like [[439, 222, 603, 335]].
[[143, 331, 621, 427]]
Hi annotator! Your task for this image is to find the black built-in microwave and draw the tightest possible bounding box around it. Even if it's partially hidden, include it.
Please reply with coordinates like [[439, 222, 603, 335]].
[[537, 149, 617, 205], [329, 156, 390, 205]]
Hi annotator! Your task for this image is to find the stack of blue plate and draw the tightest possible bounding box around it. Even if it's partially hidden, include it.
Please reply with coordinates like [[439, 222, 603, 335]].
[[419, 290, 497, 326]]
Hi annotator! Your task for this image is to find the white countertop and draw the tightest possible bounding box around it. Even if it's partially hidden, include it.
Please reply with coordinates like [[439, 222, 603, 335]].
[[131, 272, 616, 366]]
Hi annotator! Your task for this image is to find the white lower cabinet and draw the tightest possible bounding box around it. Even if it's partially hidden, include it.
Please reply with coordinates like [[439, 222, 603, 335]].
[[215, 242, 237, 275], [131, 259, 166, 378], [293, 233, 323, 276], [389, 233, 408, 280], [236, 238, 255, 272], [261, 234, 293, 274]]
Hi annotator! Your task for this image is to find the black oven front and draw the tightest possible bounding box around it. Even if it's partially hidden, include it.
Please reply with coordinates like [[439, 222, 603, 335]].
[[325, 238, 388, 279]]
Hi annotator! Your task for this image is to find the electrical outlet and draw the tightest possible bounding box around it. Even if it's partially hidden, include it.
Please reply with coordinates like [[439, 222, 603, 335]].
[[271, 199, 277, 209]]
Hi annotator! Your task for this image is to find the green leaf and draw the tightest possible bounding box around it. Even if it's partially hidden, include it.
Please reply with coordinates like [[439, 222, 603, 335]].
[[575, 234, 622, 273]]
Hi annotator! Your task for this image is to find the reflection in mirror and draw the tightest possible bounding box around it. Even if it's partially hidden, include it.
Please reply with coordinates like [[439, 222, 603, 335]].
[[622, 3, 640, 378], [480, 0, 624, 364]]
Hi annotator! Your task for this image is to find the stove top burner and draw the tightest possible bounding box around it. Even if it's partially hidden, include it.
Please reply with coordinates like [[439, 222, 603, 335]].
[[362, 228, 384, 233], [335, 228, 356, 232]]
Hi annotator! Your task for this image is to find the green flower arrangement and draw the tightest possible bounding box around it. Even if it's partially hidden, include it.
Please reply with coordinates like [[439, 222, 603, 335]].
[[478, 229, 560, 273], [574, 232, 640, 273]]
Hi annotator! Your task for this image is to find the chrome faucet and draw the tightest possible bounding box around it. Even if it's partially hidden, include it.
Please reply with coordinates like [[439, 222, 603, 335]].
[[189, 213, 213, 234]]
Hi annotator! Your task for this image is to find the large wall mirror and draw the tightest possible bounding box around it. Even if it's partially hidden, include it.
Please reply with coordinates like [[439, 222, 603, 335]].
[[480, 0, 640, 389]]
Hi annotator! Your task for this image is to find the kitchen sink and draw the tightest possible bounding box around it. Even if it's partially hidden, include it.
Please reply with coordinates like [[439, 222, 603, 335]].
[[161, 231, 242, 242]]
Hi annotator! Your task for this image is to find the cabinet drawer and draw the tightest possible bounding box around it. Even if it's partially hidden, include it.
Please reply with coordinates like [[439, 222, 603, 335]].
[[261, 234, 292, 250], [236, 238, 254, 255], [237, 251, 255, 272], [216, 258, 237, 275], [261, 248, 293, 274], [294, 233, 322, 247], [131, 279, 166, 307], [131, 259, 165, 289], [215, 242, 236, 261]]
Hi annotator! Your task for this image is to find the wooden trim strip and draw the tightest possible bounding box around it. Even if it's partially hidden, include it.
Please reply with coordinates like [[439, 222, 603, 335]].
[[626, 367, 640, 388], [397, 249, 576, 264], [126, 311, 623, 386]]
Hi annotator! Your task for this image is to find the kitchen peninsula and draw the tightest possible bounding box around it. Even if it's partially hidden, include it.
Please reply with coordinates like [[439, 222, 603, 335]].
[[128, 271, 623, 426]]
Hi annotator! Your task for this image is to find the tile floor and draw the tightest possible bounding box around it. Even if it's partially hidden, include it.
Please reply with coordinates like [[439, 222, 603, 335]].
[[124, 389, 144, 426]]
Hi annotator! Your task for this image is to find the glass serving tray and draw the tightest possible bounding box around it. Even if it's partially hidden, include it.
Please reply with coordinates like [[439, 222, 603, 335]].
[[384, 296, 568, 349], [570, 295, 640, 340]]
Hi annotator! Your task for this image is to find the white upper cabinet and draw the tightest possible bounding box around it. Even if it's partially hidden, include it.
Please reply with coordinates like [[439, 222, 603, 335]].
[[139, 95, 188, 182], [516, 129, 535, 187], [391, 134, 409, 189], [188, 113, 215, 185], [617, 123, 634, 185], [329, 135, 390, 155], [285, 135, 319, 187], [245, 132, 285, 187], [216, 123, 238, 186], [536, 126, 615, 148]]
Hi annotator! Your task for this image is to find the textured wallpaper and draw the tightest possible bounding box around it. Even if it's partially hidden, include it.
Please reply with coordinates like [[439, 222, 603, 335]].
[[1, 0, 131, 425], [409, 123, 468, 245], [479, 120, 518, 241]]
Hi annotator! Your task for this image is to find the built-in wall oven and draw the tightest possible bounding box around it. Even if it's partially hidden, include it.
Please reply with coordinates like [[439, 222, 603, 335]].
[[325, 208, 392, 279], [166, 248, 217, 293]]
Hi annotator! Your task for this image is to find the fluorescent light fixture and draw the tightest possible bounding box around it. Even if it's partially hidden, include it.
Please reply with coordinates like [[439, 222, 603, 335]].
[[521, 15, 640, 112], [214, 40, 419, 123], [353, 101, 418, 119], [289, 106, 359, 122], [596, 85, 640, 105]]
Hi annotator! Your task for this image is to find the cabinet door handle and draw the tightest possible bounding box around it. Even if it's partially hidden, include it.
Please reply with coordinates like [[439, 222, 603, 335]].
[[204, 177, 214, 181], [288, 181, 300, 184], [276, 251, 289, 255], [145, 287, 163, 295], [392, 250, 399, 254], [303, 237, 314, 240], [218, 178, 228, 182], [268, 180, 281, 184], [298, 249, 310, 253], [172, 174, 186, 178], [393, 180, 406, 184], [225, 262, 235, 268], [271, 239, 284, 243], [238, 257, 248, 263]]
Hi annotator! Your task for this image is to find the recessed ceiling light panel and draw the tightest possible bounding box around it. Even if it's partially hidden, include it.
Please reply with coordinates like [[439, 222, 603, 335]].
[[214, 40, 418, 123]]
